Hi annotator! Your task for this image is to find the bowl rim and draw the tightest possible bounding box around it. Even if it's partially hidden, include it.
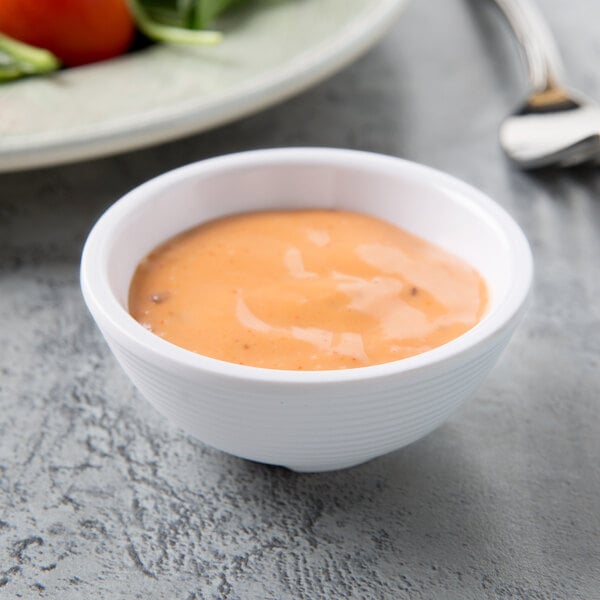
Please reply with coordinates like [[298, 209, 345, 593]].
[[80, 147, 533, 384]]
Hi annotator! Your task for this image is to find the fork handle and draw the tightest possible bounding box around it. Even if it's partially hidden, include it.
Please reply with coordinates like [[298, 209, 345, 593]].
[[493, 0, 566, 91]]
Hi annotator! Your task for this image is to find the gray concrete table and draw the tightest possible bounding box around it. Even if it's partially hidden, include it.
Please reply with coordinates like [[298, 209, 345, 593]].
[[1, 0, 599, 598]]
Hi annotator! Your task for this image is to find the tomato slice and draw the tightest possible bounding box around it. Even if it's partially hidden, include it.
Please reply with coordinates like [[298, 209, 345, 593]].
[[0, 0, 135, 67]]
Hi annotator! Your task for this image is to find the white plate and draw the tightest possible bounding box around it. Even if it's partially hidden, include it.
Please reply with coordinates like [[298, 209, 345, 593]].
[[0, 0, 408, 172]]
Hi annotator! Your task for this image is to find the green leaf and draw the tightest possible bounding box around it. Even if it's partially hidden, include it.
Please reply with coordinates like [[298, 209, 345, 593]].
[[132, 0, 250, 34], [193, 0, 244, 29], [0, 33, 61, 81], [128, 0, 223, 44]]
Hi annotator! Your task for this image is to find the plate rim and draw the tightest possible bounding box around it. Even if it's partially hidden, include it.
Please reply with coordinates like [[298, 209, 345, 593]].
[[0, 0, 409, 172]]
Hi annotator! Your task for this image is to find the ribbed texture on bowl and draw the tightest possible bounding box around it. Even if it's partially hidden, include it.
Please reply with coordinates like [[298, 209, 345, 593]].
[[104, 329, 512, 472]]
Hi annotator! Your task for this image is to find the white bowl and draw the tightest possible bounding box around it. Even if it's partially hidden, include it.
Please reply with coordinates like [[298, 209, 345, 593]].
[[80, 148, 533, 472]]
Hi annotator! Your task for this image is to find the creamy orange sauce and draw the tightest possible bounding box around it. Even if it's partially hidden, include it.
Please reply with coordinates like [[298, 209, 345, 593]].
[[129, 210, 488, 370]]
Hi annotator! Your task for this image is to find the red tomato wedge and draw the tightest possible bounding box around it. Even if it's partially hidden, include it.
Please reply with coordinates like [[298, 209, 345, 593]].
[[0, 0, 135, 67]]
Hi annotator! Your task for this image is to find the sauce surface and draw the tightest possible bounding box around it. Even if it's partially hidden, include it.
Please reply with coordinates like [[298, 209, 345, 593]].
[[129, 210, 488, 370]]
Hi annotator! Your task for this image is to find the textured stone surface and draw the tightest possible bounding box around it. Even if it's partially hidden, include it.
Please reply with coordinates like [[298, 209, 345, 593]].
[[1, 0, 599, 598]]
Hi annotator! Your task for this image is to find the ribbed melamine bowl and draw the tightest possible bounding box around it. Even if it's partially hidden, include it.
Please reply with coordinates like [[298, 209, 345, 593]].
[[80, 148, 533, 472]]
